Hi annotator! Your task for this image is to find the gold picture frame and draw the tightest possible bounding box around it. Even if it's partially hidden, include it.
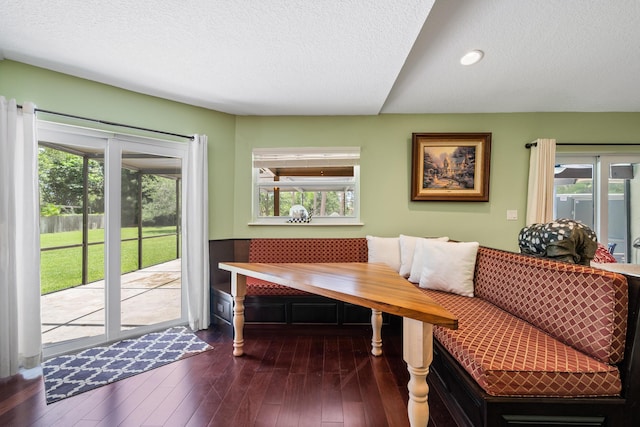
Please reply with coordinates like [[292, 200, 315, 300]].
[[411, 132, 491, 201]]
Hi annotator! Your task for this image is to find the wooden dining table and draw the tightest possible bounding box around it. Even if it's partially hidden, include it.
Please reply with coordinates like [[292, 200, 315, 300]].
[[218, 261, 458, 427]]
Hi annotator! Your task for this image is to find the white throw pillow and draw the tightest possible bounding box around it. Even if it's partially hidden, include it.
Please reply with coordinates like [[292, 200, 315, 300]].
[[400, 234, 449, 278], [417, 240, 480, 297], [366, 235, 401, 272]]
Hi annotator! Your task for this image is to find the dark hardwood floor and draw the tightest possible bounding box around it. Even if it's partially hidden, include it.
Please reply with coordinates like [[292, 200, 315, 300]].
[[0, 324, 457, 427]]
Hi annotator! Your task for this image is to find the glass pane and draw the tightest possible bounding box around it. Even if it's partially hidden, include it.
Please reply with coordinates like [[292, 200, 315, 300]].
[[142, 235, 179, 268], [121, 239, 139, 274], [609, 163, 640, 263], [554, 163, 594, 229], [628, 164, 640, 264], [257, 165, 356, 218], [40, 144, 106, 345], [120, 150, 182, 331]]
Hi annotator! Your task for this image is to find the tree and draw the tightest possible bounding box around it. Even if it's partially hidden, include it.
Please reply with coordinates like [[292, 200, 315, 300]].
[[120, 168, 140, 227], [38, 147, 104, 215], [142, 175, 178, 226], [38, 146, 179, 225]]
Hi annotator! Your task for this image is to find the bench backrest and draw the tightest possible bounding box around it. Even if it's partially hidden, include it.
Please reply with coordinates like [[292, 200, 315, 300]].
[[474, 246, 628, 364], [249, 238, 368, 263], [246, 238, 368, 294]]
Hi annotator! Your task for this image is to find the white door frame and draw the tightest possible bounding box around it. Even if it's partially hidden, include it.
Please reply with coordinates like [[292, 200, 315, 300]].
[[39, 121, 189, 357]]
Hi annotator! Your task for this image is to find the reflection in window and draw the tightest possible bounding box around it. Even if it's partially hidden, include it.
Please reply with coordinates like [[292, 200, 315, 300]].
[[252, 147, 360, 225]]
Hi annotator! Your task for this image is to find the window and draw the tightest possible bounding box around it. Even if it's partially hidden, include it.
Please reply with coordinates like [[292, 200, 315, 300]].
[[251, 147, 361, 225], [554, 154, 640, 263]]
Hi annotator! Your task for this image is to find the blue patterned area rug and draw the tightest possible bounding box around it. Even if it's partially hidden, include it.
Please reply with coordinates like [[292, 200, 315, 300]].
[[42, 326, 212, 404]]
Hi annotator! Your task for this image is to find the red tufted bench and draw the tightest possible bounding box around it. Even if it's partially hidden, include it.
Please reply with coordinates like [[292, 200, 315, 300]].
[[421, 246, 636, 426], [423, 247, 627, 397]]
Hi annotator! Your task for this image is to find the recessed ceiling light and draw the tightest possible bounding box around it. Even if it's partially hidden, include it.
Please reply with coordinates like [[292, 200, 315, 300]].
[[460, 50, 484, 66]]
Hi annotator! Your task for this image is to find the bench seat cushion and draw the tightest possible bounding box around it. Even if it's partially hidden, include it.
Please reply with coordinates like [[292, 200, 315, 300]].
[[423, 289, 622, 397]]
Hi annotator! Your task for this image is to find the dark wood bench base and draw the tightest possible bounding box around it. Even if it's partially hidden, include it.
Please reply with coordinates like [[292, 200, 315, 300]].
[[213, 282, 391, 331], [429, 339, 628, 427]]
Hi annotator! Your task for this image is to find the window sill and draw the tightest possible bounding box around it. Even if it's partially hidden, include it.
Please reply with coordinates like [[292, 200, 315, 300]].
[[248, 222, 364, 227]]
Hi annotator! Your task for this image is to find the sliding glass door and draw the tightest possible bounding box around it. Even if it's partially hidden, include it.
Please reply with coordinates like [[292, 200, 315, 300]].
[[554, 154, 640, 264], [39, 123, 188, 357], [117, 146, 184, 334]]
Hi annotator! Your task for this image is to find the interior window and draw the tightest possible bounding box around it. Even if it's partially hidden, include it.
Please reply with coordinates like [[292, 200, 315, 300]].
[[251, 147, 361, 225]]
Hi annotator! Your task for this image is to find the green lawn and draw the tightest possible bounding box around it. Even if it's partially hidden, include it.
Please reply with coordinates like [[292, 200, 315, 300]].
[[40, 226, 179, 295]]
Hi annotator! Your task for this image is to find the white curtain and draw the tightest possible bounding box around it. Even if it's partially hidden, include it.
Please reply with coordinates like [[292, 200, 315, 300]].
[[185, 134, 210, 330], [526, 138, 557, 225], [0, 97, 42, 377]]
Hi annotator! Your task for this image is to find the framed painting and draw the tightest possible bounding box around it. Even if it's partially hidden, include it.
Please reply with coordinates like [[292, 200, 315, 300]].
[[411, 132, 491, 201]]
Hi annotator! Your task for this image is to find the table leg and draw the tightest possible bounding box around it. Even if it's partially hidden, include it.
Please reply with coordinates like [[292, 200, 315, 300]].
[[402, 317, 433, 427], [371, 308, 383, 356], [231, 272, 246, 357]]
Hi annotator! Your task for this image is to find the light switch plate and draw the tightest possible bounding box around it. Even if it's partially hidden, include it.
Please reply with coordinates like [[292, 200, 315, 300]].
[[506, 210, 518, 220]]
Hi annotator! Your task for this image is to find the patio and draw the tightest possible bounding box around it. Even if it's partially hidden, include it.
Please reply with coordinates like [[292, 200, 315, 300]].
[[41, 259, 182, 345]]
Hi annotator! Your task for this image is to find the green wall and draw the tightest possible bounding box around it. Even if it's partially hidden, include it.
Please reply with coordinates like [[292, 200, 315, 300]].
[[3, 60, 640, 250], [234, 114, 640, 250], [0, 60, 237, 238]]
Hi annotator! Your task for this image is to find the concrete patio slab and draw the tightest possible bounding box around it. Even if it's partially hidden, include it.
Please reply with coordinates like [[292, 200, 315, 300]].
[[121, 271, 180, 288], [41, 259, 183, 346]]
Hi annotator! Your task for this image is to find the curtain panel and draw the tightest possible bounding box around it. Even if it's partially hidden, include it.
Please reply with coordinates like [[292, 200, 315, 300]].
[[526, 138, 557, 225], [0, 97, 42, 378], [185, 134, 210, 330]]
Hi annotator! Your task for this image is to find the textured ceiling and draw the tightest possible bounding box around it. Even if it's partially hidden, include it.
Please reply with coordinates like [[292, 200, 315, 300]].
[[1, 0, 639, 116]]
